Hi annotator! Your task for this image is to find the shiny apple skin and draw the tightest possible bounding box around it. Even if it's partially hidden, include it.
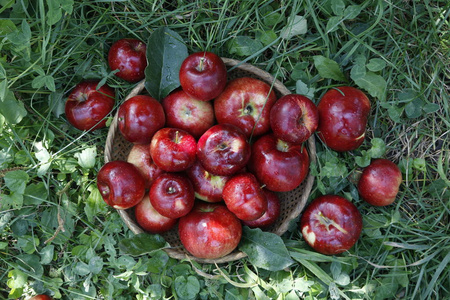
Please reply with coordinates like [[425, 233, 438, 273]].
[[214, 77, 278, 138], [65, 81, 115, 131], [248, 134, 310, 192], [108, 38, 147, 82], [178, 202, 242, 259], [222, 172, 267, 221], [197, 123, 251, 176], [300, 195, 362, 255], [126, 144, 163, 189], [242, 189, 281, 229], [149, 173, 195, 219], [317, 86, 371, 152], [29, 296, 53, 300], [135, 193, 178, 234], [161, 89, 215, 139], [118, 95, 165, 144], [179, 51, 227, 101], [97, 161, 146, 210], [150, 127, 197, 172], [270, 94, 319, 144], [185, 160, 231, 203], [358, 159, 402, 206]]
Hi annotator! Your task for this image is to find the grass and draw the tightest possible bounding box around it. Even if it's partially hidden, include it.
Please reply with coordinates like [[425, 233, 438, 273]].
[[1, 0, 449, 299]]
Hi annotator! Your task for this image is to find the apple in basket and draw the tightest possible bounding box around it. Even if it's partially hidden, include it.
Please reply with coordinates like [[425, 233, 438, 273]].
[[127, 143, 163, 189], [134, 193, 177, 234], [108, 38, 147, 82], [242, 189, 281, 229]]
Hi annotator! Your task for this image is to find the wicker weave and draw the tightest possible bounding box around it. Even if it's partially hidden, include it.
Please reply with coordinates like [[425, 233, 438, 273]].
[[104, 58, 316, 264]]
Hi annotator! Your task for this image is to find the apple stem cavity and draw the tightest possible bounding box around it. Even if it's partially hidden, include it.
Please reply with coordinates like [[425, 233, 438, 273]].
[[316, 211, 348, 234], [276, 139, 290, 153], [197, 57, 206, 72]]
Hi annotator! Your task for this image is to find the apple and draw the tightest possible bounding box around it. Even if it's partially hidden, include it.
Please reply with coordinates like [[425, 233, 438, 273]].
[[358, 158, 402, 206], [65, 80, 115, 131], [317, 86, 371, 152], [214, 77, 278, 138], [118, 95, 166, 144], [97, 161, 146, 209], [242, 189, 281, 229], [179, 51, 227, 101], [161, 89, 215, 139], [300, 195, 362, 255], [126, 143, 163, 189], [185, 160, 231, 203], [108, 38, 147, 82], [149, 172, 195, 219], [150, 127, 197, 172], [178, 202, 242, 259], [248, 133, 310, 192], [270, 94, 319, 144], [29, 296, 53, 300], [134, 193, 178, 234], [197, 123, 251, 176]]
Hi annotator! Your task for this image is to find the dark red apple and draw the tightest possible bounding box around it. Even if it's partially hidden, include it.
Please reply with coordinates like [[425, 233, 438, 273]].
[[179, 51, 227, 101], [126, 143, 163, 189], [358, 159, 402, 206], [185, 160, 231, 203], [97, 161, 146, 210], [196, 123, 251, 176], [248, 134, 309, 192], [134, 193, 178, 234], [65, 80, 115, 131], [150, 127, 197, 172], [149, 172, 195, 219], [214, 77, 277, 138], [161, 89, 215, 139], [29, 296, 53, 300], [118, 95, 165, 144], [242, 189, 281, 229], [178, 202, 242, 259], [317, 86, 371, 152], [108, 38, 147, 82], [300, 195, 363, 255], [270, 94, 319, 144]]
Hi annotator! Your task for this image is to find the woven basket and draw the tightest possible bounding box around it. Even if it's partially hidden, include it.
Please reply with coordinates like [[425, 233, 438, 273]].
[[104, 58, 316, 264]]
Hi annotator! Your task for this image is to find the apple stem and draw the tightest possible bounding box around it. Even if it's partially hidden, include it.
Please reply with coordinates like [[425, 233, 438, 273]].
[[316, 211, 348, 234], [197, 57, 205, 72], [175, 130, 180, 144]]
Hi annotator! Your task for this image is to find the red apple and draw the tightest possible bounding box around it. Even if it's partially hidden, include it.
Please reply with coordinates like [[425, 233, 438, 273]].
[[161, 89, 215, 139], [97, 161, 146, 210], [178, 202, 242, 259], [179, 51, 227, 101], [108, 38, 147, 82], [270, 94, 319, 144], [317, 86, 371, 152], [222, 172, 267, 221], [214, 77, 277, 138], [126, 144, 163, 189], [300, 195, 363, 255], [150, 127, 197, 172], [197, 123, 251, 176], [242, 189, 281, 229], [65, 80, 115, 131], [29, 296, 53, 300], [118, 95, 165, 144], [358, 159, 402, 206], [185, 160, 231, 203], [248, 134, 309, 192], [134, 193, 177, 234], [149, 173, 195, 219]]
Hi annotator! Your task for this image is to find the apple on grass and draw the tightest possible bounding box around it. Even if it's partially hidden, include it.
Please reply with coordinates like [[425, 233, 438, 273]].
[[108, 38, 147, 82], [134, 193, 177, 234], [300, 195, 362, 255], [242, 189, 281, 229], [127, 143, 163, 189], [178, 201, 242, 259], [29, 296, 53, 300], [65, 80, 115, 131], [358, 158, 402, 206], [214, 77, 278, 138]]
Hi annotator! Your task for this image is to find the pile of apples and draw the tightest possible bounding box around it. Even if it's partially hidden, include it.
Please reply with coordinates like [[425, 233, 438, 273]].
[[65, 39, 402, 259]]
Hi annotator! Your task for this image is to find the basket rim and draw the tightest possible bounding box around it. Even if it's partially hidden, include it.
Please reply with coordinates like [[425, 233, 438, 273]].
[[104, 57, 316, 264]]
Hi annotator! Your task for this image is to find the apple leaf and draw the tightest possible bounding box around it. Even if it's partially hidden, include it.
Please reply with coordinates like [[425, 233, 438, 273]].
[[239, 227, 294, 271], [313, 55, 347, 82], [118, 233, 168, 256], [145, 27, 188, 101]]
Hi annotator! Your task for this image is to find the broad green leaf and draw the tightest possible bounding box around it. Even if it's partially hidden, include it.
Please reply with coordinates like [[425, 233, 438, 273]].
[[0, 211, 13, 231], [48, 92, 65, 118], [0, 79, 7, 101], [405, 98, 424, 118], [351, 71, 387, 100], [0, 91, 27, 124], [118, 233, 168, 256], [326, 16, 342, 33], [32, 74, 56, 92], [74, 261, 90, 276], [331, 0, 345, 16], [145, 27, 188, 101], [296, 80, 316, 99], [174, 275, 200, 299], [40, 244, 55, 265], [0, 19, 17, 35], [74, 146, 97, 169], [239, 227, 294, 271], [4, 170, 29, 193], [16, 235, 40, 254], [7, 269, 27, 289], [88, 256, 104, 274], [313, 55, 346, 82], [15, 254, 44, 277], [280, 15, 307, 39], [23, 182, 48, 205], [228, 36, 263, 56], [367, 138, 386, 158], [366, 58, 386, 72], [423, 103, 440, 114], [256, 30, 277, 46], [84, 185, 108, 223], [344, 5, 362, 19], [47, 0, 74, 25]]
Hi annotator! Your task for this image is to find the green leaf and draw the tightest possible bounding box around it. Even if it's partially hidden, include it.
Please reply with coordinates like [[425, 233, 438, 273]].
[[74, 146, 97, 169], [144, 27, 188, 101], [118, 233, 168, 256], [405, 98, 424, 118], [17, 235, 40, 254], [326, 16, 342, 33], [0, 91, 27, 124], [40, 244, 55, 265], [351, 70, 387, 100], [174, 275, 200, 299], [32, 74, 56, 92], [280, 15, 307, 39], [15, 254, 44, 277], [23, 182, 48, 205], [0, 19, 17, 35], [4, 170, 29, 193], [367, 138, 386, 158], [344, 5, 362, 19], [296, 80, 316, 99], [313, 55, 346, 82], [423, 103, 440, 114], [256, 30, 277, 46], [88, 256, 104, 274], [84, 185, 108, 223], [228, 36, 263, 56], [366, 58, 386, 72], [331, 0, 345, 16], [239, 227, 294, 271], [47, 0, 74, 25], [48, 92, 65, 118], [7, 269, 27, 289]]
